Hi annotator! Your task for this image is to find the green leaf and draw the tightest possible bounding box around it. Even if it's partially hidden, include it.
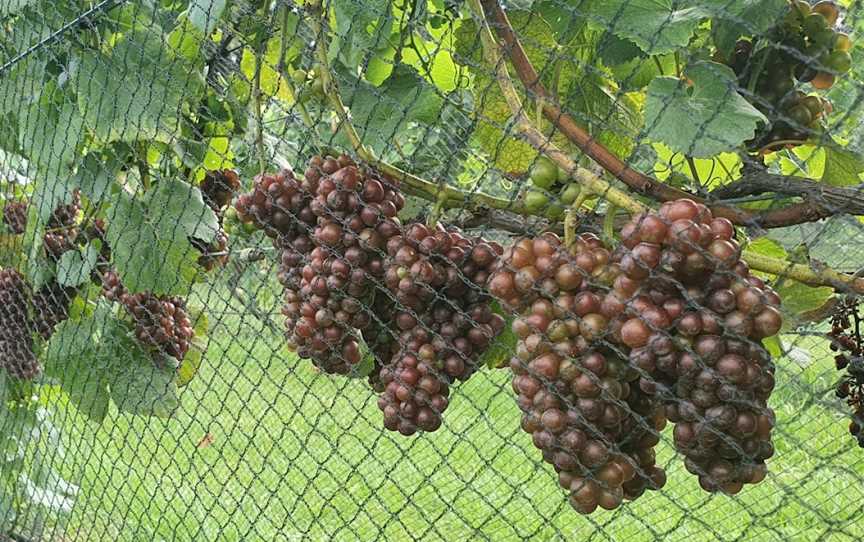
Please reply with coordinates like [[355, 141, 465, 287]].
[[74, 29, 199, 143], [72, 153, 120, 203], [0, 56, 46, 115], [42, 308, 111, 423], [331, 0, 393, 68], [822, 146, 864, 187], [18, 96, 85, 175], [187, 0, 227, 35], [762, 335, 782, 358], [585, 0, 705, 54], [106, 193, 198, 295], [707, 0, 787, 55], [746, 237, 788, 260], [774, 281, 834, 319], [144, 178, 220, 243], [644, 61, 766, 158], [0, 0, 36, 17], [338, 64, 444, 155], [108, 360, 179, 418], [56, 242, 99, 288]]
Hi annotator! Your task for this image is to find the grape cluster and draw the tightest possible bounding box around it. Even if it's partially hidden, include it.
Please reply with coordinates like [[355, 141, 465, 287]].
[[829, 298, 864, 447], [616, 199, 781, 493], [376, 224, 504, 434], [490, 233, 667, 513], [725, 1, 853, 151], [201, 169, 241, 212], [31, 282, 77, 340], [0, 268, 39, 380], [2, 199, 27, 234], [101, 270, 194, 365], [191, 170, 239, 272]]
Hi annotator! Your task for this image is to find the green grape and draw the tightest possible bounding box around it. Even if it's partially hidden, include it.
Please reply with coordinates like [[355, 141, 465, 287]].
[[803, 13, 828, 38], [530, 157, 558, 189], [835, 33, 852, 53], [826, 51, 852, 73], [524, 190, 550, 212], [559, 183, 581, 205], [812, 28, 837, 49], [788, 105, 813, 127], [802, 95, 824, 118]]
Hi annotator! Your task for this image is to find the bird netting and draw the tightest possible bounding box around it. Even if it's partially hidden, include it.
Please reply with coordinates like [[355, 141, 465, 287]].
[[1, 0, 864, 540]]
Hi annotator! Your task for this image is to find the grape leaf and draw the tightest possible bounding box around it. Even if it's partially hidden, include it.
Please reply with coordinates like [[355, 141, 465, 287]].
[[187, 0, 227, 35], [774, 280, 834, 320], [18, 96, 86, 176], [707, 0, 787, 55], [0, 56, 46, 115], [42, 307, 113, 423], [74, 29, 200, 143], [584, 0, 705, 54], [108, 358, 179, 418], [644, 61, 766, 158], [338, 64, 443, 155], [56, 241, 99, 288], [822, 146, 864, 187], [0, 0, 37, 17], [331, 0, 393, 68], [72, 153, 120, 203], [144, 178, 220, 243], [106, 194, 198, 295], [746, 237, 788, 260]]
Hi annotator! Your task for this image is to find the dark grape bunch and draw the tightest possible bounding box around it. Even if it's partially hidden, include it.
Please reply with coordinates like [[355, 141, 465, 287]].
[[192, 170, 240, 272], [274, 155, 407, 375], [2, 199, 27, 234], [0, 268, 39, 380], [829, 298, 864, 447], [31, 282, 77, 340], [724, 1, 853, 151], [616, 199, 781, 494], [201, 169, 241, 212], [376, 223, 504, 434], [490, 233, 668, 513], [101, 270, 194, 365]]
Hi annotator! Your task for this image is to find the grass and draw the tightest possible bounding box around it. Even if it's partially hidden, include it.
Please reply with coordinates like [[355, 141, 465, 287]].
[[31, 277, 864, 541]]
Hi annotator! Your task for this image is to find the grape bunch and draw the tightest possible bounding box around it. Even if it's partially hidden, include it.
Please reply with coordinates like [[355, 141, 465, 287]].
[[192, 170, 240, 272], [201, 169, 241, 212], [100, 270, 194, 365], [2, 199, 27, 234], [724, 1, 853, 151], [284, 155, 404, 373], [489, 233, 667, 513], [615, 199, 781, 493], [829, 298, 864, 447], [0, 268, 39, 380], [31, 282, 77, 340], [376, 224, 504, 434]]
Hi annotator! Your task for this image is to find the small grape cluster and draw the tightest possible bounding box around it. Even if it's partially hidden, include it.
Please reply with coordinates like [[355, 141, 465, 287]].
[[829, 298, 864, 447], [2, 199, 27, 234], [615, 199, 781, 494], [43, 191, 81, 261], [376, 224, 504, 434], [192, 170, 240, 271], [0, 268, 39, 380], [31, 282, 77, 340], [490, 233, 668, 513], [101, 270, 194, 365], [725, 1, 853, 151]]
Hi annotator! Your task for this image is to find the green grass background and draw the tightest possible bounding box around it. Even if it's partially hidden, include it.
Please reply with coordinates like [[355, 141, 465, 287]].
[[31, 273, 864, 542]]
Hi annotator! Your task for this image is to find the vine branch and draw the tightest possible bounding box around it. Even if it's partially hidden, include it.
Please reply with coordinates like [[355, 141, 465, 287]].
[[469, 0, 864, 295], [479, 0, 854, 229]]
